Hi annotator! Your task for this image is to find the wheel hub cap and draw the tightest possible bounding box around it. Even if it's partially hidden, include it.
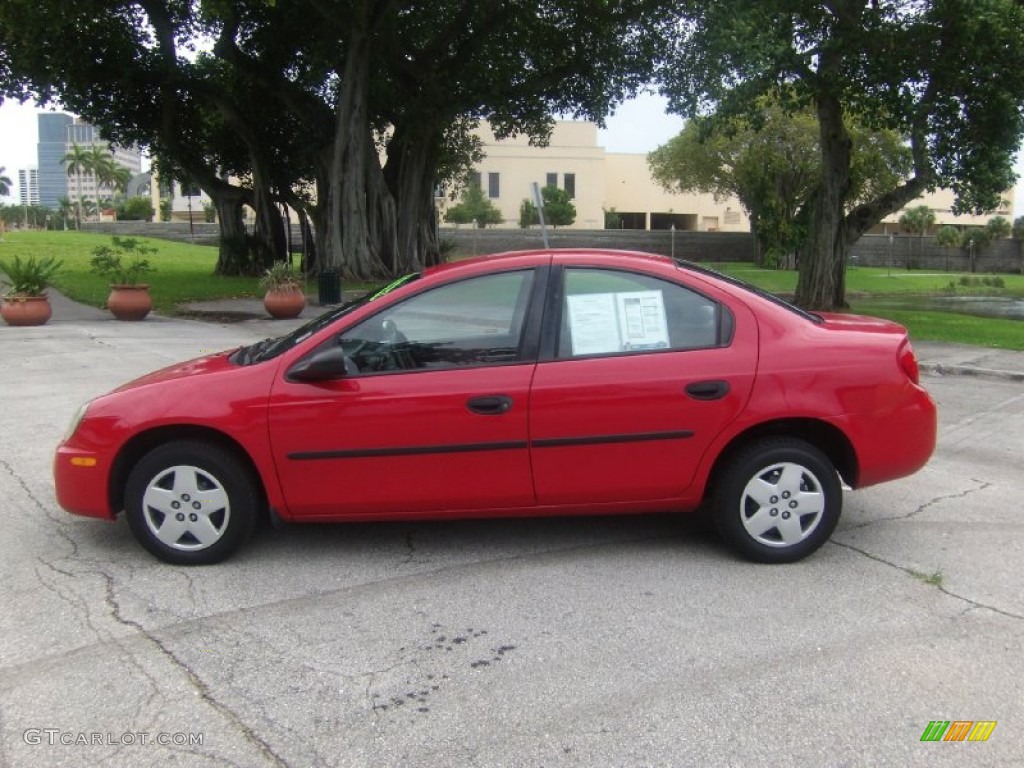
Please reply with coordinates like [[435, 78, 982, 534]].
[[142, 465, 231, 551], [739, 462, 826, 548]]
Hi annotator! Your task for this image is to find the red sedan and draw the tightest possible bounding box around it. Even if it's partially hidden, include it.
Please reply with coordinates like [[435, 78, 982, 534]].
[[54, 250, 936, 565]]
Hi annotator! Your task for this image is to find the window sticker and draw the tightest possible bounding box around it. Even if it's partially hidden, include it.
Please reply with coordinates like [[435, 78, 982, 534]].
[[566, 290, 669, 355]]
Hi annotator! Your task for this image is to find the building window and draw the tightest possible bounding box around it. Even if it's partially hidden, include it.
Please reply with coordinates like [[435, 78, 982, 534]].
[[488, 172, 500, 199], [546, 172, 558, 189], [471, 171, 482, 190], [563, 173, 575, 199]]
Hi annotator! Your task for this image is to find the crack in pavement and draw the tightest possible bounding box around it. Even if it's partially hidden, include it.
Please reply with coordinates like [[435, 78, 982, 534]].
[[83, 329, 115, 348], [0, 457, 72, 527], [401, 530, 417, 566], [841, 479, 991, 531], [830, 540, 1024, 621], [32, 557, 107, 639], [97, 572, 292, 767], [938, 391, 1024, 438], [364, 660, 416, 727], [7, 530, 671, 686]]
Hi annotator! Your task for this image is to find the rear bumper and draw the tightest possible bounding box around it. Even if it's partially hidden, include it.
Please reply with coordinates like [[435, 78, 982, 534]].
[[849, 385, 937, 488]]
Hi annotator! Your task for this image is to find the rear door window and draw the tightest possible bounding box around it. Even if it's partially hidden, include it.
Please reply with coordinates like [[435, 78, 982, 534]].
[[558, 268, 730, 358]]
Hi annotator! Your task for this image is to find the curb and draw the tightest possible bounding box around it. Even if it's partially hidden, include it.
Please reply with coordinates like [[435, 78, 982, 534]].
[[920, 363, 1024, 383]]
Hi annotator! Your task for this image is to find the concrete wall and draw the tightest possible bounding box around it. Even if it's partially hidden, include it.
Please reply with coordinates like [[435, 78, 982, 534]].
[[443, 229, 1023, 272], [83, 222, 1024, 274], [849, 234, 1023, 273], [442, 227, 756, 262], [83, 221, 221, 247]]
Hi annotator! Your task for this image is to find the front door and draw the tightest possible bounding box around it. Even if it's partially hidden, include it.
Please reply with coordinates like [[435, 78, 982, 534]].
[[269, 269, 542, 518]]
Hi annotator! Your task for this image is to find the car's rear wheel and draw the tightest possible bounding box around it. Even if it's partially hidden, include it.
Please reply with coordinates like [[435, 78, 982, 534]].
[[125, 440, 259, 565], [713, 438, 842, 563]]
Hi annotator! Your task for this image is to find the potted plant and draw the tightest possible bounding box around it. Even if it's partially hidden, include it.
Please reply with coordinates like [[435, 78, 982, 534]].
[[90, 236, 156, 321], [259, 261, 306, 319], [0, 255, 63, 326]]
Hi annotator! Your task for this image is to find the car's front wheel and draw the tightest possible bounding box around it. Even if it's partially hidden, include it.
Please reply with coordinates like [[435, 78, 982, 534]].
[[713, 438, 842, 563], [125, 440, 259, 565]]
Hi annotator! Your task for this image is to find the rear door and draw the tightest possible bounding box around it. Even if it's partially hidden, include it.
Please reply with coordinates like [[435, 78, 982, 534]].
[[528, 260, 758, 505]]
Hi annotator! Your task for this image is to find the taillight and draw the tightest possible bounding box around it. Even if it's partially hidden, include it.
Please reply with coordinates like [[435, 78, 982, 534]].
[[898, 340, 920, 385]]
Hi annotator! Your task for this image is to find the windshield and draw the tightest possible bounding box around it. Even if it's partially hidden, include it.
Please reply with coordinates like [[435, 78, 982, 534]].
[[231, 273, 420, 366], [674, 260, 823, 324]]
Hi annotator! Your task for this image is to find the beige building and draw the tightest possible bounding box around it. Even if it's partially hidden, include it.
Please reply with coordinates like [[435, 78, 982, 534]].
[[147, 117, 1014, 234], [444, 121, 750, 232], [873, 186, 1015, 235], [447, 120, 1012, 236]]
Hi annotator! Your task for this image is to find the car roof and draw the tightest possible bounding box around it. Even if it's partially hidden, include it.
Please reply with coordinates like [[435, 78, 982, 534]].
[[422, 248, 675, 278]]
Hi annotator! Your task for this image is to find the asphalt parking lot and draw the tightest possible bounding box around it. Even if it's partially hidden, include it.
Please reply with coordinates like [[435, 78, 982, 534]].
[[1, 306, 1022, 767]]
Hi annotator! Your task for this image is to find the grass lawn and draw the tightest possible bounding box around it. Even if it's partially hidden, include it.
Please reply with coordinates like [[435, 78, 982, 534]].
[[710, 262, 1024, 350], [713, 262, 1024, 297], [0, 230, 274, 314], [2, 231, 1022, 349], [843, 303, 1024, 349]]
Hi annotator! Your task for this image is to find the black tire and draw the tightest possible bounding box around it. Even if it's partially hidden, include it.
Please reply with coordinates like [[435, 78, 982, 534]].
[[713, 438, 842, 563], [125, 440, 259, 565]]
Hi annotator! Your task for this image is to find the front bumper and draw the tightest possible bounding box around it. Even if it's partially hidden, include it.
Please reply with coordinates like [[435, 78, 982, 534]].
[[53, 444, 116, 520]]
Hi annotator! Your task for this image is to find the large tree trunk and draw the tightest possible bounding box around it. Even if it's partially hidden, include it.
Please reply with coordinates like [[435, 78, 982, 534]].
[[211, 189, 251, 275], [324, 7, 389, 280], [250, 162, 286, 269], [385, 127, 442, 271], [365, 135, 400, 276], [796, 92, 852, 310]]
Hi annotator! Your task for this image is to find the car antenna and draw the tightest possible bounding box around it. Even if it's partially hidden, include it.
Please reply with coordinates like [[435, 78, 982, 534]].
[[531, 182, 550, 249]]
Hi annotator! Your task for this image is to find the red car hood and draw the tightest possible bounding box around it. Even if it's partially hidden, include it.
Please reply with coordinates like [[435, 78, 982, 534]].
[[112, 350, 240, 393]]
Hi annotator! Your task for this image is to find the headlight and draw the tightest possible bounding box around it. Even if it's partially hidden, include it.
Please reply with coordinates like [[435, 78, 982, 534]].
[[63, 401, 91, 442]]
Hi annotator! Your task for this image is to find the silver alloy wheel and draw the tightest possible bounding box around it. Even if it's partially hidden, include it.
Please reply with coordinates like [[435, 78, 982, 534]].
[[739, 461, 826, 548], [141, 464, 231, 551]]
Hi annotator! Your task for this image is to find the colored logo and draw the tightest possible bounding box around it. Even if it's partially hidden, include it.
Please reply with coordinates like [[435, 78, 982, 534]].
[[920, 721, 997, 742]]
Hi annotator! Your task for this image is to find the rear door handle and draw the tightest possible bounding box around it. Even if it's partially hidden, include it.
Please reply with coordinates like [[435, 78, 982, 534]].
[[685, 380, 730, 401], [466, 395, 513, 415]]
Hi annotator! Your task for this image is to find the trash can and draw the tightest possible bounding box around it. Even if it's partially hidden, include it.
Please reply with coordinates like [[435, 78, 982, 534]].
[[318, 269, 341, 305]]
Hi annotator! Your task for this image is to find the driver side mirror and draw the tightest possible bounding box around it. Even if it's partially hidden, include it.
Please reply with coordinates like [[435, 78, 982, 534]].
[[286, 345, 354, 382]]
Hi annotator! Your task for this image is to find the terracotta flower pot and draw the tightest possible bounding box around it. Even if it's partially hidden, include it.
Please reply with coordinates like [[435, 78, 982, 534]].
[[264, 287, 306, 319], [1, 295, 53, 326], [107, 285, 153, 321]]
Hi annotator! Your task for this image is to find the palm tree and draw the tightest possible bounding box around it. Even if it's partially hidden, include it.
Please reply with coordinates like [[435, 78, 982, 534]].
[[63, 143, 92, 229], [57, 196, 74, 230], [0, 166, 12, 198], [80, 198, 98, 221], [88, 145, 116, 208], [110, 166, 133, 197], [0, 168, 10, 239], [898, 205, 936, 268]]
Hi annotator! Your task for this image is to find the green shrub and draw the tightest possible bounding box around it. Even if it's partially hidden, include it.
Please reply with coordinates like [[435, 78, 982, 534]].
[[258, 261, 301, 291], [118, 196, 155, 221], [0, 255, 63, 297], [90, 237, 157, 285]]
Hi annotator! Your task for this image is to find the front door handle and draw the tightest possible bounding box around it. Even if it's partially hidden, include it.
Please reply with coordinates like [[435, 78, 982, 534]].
[[685, 380, 730, 401], [466, 395, 513, 415]]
